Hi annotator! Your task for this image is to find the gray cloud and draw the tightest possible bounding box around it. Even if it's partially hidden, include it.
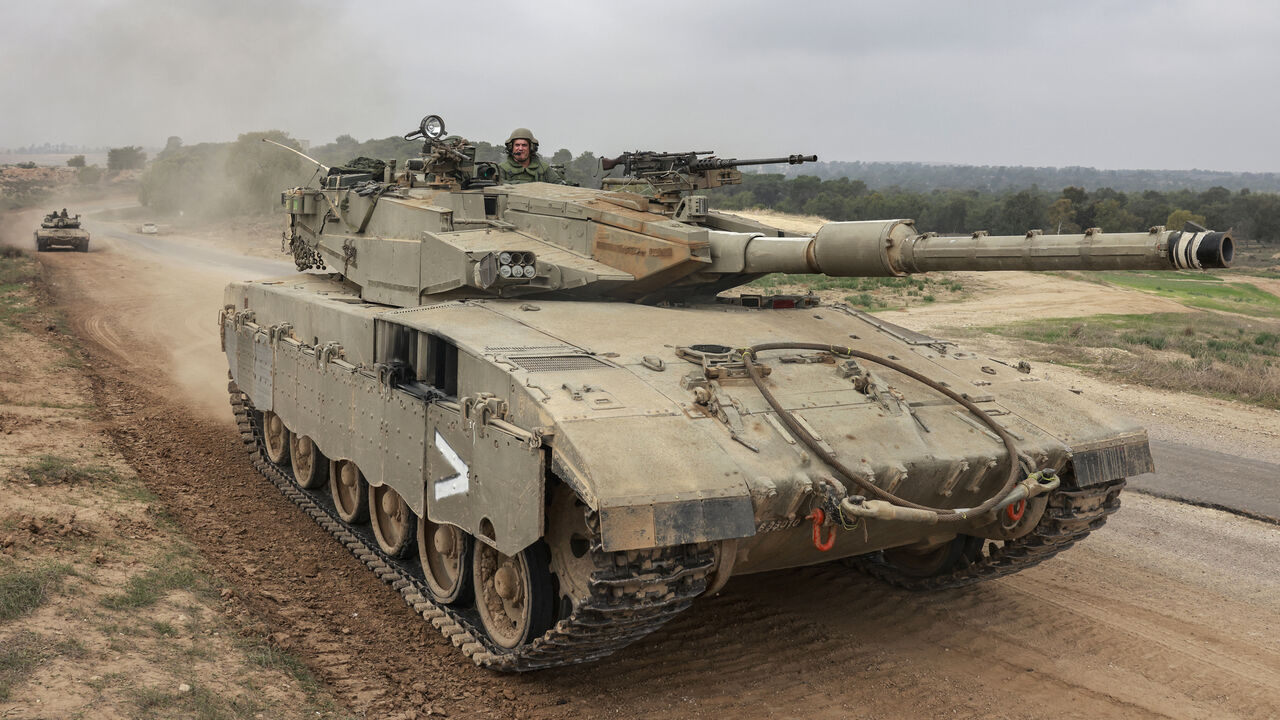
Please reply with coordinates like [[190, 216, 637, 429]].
[[2, 0, 1277, 172]]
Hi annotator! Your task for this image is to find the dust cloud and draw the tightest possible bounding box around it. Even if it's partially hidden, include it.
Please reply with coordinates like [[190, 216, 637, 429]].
[[7, 188, 291, 425]]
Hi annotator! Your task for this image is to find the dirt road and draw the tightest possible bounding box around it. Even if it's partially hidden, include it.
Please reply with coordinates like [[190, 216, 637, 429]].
[[15, 209, 1280, 719]]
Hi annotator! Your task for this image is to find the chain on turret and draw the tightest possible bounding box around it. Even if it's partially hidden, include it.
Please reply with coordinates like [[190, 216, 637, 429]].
[[850, 480, 1125, 591], [229, 381, 712, 670]]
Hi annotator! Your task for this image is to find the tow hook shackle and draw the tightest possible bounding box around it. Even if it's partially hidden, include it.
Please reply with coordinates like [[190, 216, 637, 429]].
[[807, 508, 837, 551]]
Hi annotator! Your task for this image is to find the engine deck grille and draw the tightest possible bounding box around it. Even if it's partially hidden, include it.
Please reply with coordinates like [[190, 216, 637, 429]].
[[508, 355, 612, 372]]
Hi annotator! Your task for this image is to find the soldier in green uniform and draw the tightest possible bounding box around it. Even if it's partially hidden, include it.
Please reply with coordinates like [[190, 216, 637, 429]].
[[497, 128, 563, 184]]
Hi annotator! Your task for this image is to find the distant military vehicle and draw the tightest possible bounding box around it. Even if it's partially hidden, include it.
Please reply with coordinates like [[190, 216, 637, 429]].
[[35, 210, 89, 252], [222, 114, 1232, 670]]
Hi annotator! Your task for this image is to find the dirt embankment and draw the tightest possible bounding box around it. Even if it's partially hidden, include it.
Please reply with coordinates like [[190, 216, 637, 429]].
[[2, 205, 1278, 719]]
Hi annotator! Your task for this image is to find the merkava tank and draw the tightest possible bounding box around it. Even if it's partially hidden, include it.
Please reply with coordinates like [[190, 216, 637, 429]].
[[35, 210, 89, 252], [221, 114, 1232, 670]]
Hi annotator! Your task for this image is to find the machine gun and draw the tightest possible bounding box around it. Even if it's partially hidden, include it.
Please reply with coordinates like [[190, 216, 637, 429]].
[[401, 114, 498, 189], [600, 150, 816, 205]]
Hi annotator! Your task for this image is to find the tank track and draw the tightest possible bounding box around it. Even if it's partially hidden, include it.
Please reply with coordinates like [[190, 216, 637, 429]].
[[852, 479, 1126, 591], [229, 382, 711, 671]]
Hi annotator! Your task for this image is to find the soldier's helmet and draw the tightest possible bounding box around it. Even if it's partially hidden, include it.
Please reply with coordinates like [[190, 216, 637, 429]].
[[505, 128, 539, 154]]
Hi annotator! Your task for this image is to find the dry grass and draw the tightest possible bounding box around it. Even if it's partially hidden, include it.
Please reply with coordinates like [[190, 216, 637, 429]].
[[982, 312, 1280, 408]]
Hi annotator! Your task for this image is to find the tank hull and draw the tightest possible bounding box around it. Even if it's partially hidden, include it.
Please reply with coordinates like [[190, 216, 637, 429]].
[[35, 227, 89, 252], [222, 271, 1150, 666]]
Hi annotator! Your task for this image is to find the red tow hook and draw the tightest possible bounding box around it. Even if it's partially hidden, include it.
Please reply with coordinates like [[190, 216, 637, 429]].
[[807, 508, 837, 552], [1005, 498, 1027, 523]]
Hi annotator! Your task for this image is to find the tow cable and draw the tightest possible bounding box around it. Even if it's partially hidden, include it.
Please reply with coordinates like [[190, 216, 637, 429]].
[[738, 342, 1057, 526]]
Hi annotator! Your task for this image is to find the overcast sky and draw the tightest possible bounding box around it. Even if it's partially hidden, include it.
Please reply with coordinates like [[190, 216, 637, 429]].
[[2, 0, 1276, 172]]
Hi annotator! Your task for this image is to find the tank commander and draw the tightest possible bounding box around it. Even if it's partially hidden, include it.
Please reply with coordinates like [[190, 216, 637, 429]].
[[498, 128, 563, 184]]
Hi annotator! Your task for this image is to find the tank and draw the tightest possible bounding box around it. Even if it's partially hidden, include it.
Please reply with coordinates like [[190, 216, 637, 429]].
[[221, 114, 1233, 670], [35, 210, 89, 252]]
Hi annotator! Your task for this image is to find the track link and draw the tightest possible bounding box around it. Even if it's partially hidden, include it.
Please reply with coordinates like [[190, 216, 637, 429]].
[[230, 382, 712, 671], [853, 479, 1126, 591]]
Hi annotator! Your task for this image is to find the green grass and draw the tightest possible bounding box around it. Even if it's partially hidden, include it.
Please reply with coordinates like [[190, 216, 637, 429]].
[[0, 253, 38, 328], [748, 273, 963, 310], [1230, 267, 1280, 280], [114, 481, 160, 505], [130, 682, 266, 720], [982, 311, 1280, 409], [0, 632, 45, 701], [0, 630, 85, 700], [238, 637, 317, 690], [21, 455, 121, 486], [102, 566, 201, 610], [0, 562, 73, 621], [1092, 270, 1280, 317], [750, 273, 956, 293]]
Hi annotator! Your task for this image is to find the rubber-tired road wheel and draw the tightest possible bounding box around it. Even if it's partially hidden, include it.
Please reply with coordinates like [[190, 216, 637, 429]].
[[370, 484, 416, 557], [289, 433, 327, 489], [418, 519, 473, 605], [472, 541, 555, 650], [262, 411, 290, 466], [329, 459, 368, 523]]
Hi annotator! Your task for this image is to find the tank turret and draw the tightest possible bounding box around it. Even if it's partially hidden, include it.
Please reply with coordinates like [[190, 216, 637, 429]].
[[224, 114, 1230, 669], [277, 115, 1229, 306]]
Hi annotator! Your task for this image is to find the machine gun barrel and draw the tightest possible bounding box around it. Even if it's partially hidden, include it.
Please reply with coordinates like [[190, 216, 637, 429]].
[[687, 154, 817, 172], [709, 220, 1232, 277]]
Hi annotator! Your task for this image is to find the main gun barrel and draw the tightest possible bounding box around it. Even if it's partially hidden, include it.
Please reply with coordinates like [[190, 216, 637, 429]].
[[709, 219, 1232, 277]]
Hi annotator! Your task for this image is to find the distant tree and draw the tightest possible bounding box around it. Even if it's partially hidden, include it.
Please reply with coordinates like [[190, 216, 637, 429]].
[[107, 146, 147, 172], [1093, 198, 1141, 232], [1165, 209, 1207, 231], [164, 136, 183, 153], [78, 165, 103, 185], [995, 188, 1047, 234], [1201, 186, 1231, 204], [1046, 197, 1079, 233], [66, 154, 86, 168], [223, 131, 308, 214]]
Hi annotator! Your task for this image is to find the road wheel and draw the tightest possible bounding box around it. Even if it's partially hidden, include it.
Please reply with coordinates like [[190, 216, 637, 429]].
[[472, 541, 555, 650], [418, 519, 474, 605], [261, 411, 290, 466], [370, 484, 416, 557], [289, 433, 327, 489], [329, 459, 368, 523]]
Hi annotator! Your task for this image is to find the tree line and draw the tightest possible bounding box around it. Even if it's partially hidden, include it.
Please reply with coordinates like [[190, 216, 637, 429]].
[[132, 130, 1280, 244], [764, 161, 1280, 194], [705, 175, 1280, 243]]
